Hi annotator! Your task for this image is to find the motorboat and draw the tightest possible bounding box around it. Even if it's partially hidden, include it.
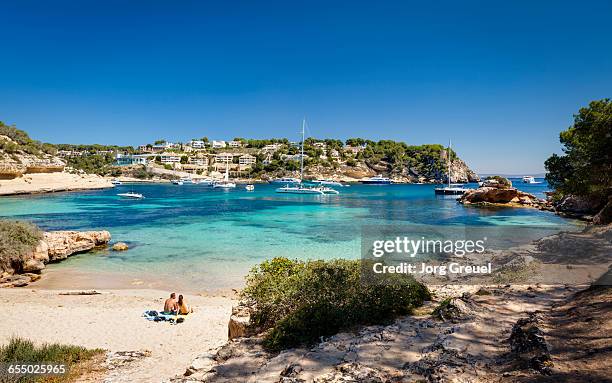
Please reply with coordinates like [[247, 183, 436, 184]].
[[117, 192, 144, 199], [111, 179, 122, 185], [172, 180, 184, 185], [359, 175, 392, 185], [245, 184, 255, 191], [522, 176, 540, 184]]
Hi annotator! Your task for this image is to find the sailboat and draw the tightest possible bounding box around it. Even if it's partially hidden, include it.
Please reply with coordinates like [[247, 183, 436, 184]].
[[213, 158, 237, 189], [275, 119, 339, 195], [434, 140, 467, 195]]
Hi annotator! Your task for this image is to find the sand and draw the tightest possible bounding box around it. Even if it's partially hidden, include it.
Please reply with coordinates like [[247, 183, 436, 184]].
[[0, 172, 114, 195], [0, 288, 235, 382]]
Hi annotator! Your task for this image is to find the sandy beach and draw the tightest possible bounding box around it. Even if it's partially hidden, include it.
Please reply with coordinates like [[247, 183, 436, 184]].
[[0, 288, 235, 382], [0, 172, 114, 195]]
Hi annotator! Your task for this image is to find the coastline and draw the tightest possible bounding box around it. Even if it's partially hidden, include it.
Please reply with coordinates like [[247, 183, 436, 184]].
[[0, 172, 114, 196]]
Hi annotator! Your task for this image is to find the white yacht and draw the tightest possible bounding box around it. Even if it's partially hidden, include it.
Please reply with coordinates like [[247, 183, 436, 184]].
[[213, 159, 236, 189], [359, 175, 392, 185], [245, 184, 255, 191], [117, 192, 144, 199], [434, 140, 469, 195], [198, 178, 214, 186], [275, 119, 339, 195], [522, 176, 540, 184], [111, 179, 122, 185], [172, 180, 184, 185]]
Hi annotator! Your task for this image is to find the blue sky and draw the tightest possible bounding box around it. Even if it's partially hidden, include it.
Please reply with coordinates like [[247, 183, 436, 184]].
[[0, 0, 610, 174]]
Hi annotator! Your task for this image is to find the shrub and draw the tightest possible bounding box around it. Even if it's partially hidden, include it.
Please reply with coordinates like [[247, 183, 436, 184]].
[[0, 220, 43, 273], [0, 337, 103, 382], [242, 257, 430, 351]]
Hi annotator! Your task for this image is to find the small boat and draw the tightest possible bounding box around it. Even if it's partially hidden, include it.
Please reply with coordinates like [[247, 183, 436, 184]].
[[213, 158, 236, 189], [172, 180, 184, 185], [434, 185, 467, 195], [245, 184, 255, 191], [180, 177, 196, 184], [270, 177, 301, 184], [111, 179, 122, 185], [117, 192, 144, 199], [359, 175, 392, 185], [198, 178, 214, 186], [311, 179, 346, 187], [434, 140, 468, 195], [522, 176, 540, 184]]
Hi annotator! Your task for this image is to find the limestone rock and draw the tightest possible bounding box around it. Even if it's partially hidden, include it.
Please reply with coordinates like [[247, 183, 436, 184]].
[[44, 230, 111, 261], [112, 242, 129, 251], [22, 258, 45, 273], [228, 303, 252, 339]]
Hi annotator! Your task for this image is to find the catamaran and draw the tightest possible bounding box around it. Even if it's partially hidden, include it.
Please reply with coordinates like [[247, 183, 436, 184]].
[[434, 140, 468, 195], [213, 158, 236, 189], [275, 119, 339, 195]]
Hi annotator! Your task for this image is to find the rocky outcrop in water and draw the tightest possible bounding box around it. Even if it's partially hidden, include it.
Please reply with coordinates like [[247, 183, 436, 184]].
[[0, 230, 111, 287], [459, 176, 548, 208]]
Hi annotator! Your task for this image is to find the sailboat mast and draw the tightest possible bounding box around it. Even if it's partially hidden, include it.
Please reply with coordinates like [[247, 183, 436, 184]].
[[225, 158, 229, 181], [448, 139, 452, 188], [300, 119, 305, 181]]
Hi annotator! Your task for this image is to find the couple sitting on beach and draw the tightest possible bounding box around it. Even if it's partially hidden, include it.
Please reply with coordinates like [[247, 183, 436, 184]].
[[163, 293, 193, 315]]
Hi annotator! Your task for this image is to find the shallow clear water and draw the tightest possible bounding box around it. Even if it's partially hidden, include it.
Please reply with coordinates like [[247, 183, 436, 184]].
[[0, 178, 578, 289]]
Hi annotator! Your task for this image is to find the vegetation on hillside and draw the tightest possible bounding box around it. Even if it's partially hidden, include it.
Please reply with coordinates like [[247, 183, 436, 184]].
[[241, 257, 430, 351], [0, 122, 56, 156], [0, 220, 42, 274], [545, 99, 612, 205], [0, 337, 103, 382]]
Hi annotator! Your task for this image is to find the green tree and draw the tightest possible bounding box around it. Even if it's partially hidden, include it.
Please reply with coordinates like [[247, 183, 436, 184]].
[[545, 99, 612, 202]]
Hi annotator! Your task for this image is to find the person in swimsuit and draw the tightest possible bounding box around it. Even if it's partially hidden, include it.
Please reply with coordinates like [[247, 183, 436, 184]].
[[177, 294, 193, 315], [164, 293, 178, 314]]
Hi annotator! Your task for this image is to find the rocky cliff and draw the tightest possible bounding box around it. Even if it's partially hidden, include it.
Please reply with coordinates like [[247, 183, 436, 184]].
[[0, 135, 65, 179], [0, 230, 111, 287]]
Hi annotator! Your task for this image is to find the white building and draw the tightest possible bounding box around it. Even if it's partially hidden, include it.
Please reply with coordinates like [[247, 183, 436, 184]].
[[228, 140, 242, 148], [114, 154, 150, 166], [282, 153, 309, 162], [215, 152, 234, 164], [188, 156, 208, 166], [212, 140, 226, 149], [238, 154, 257, 167], [159, 153, 181, 164], [190, 140, 206, 149], [261, 143, 282, 152]]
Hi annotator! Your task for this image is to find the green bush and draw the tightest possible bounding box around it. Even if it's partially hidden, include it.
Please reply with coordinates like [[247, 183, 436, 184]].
[[0, 220, 43, 273], [242, 257, 430, 351], [0, 337, 103, 382]]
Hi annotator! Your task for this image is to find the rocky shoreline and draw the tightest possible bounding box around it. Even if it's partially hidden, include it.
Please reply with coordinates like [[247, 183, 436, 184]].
[[173, 224, 611, 382], [0, 230, 111, 287]]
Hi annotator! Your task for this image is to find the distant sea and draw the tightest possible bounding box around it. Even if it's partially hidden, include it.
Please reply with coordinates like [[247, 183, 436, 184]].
[[0, 178, 580, 291]]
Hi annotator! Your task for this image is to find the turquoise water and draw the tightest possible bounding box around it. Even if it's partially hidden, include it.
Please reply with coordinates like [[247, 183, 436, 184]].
[[0, 178, 578, 289]]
